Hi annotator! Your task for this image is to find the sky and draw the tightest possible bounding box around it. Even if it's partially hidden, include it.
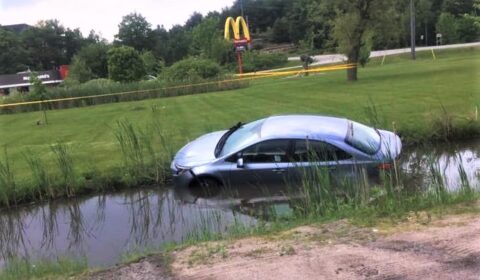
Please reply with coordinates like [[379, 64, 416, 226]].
[[0, 0, 236, 41]]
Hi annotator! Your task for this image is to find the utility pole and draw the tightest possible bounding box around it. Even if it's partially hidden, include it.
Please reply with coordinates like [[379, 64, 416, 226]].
[[240, 0, 245, 18], [410, 0, 416, 60]]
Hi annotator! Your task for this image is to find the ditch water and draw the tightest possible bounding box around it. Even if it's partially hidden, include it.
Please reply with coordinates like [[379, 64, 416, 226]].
[[0, 140, 478, 269]]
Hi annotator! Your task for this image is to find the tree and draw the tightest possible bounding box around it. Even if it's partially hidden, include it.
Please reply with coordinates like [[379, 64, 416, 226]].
[[436, 12, 459, 43], [457, 14, 480, 41], [107, 46, 145, 82], [30, 73, 49, 124], [76, 43, 110, 78], [191, 18, 221, 57], [332, 0, 394, 81], [64, 28, 86, 63], [21, 20, 69, 69], [68, 56, 94, 83], [115, 13, 153, 51], [442, 0, 475, 16], [0, 29, 28, 74], [151, 25, 170, 62], [417, 0, 435, 45], [185, 12, 204, 29], [164, 25, 191, 64], [271, 18, 290, 43], [141, 51, 162, 76]]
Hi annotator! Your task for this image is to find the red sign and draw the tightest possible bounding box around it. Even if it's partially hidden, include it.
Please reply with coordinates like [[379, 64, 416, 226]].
[[234, 39, 249, 47]]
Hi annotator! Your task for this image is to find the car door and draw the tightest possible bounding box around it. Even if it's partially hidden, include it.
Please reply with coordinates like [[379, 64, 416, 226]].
[[227, 139, 293, 189], [288, 139, 355, 187]]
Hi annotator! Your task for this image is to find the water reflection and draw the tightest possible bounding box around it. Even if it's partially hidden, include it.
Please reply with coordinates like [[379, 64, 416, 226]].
[[0, 189, 255, 268], [400, 141, 479, 191], [0, 141, 478, 268]]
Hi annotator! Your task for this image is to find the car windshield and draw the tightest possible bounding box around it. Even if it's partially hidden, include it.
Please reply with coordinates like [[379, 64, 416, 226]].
[[345, 121, 381, 155], [218, 119, 264, 157]]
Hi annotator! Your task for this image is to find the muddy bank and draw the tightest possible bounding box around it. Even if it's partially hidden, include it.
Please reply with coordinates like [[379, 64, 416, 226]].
[[84, 211, 480, 280]]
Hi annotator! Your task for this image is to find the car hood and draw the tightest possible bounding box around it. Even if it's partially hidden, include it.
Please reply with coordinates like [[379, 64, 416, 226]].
[[377, 129, 402, 161], [173, 130, 226, 168]]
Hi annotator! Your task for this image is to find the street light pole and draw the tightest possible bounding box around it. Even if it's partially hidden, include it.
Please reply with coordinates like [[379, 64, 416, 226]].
[[410, 0, 416, 60]]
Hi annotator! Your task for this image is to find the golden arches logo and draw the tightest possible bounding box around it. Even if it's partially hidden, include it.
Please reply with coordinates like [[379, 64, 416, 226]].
[[224, 16, 251, 42]]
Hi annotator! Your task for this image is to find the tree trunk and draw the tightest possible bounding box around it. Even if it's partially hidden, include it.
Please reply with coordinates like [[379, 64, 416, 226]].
[[347, 47, 360, 81], [347, 65, 358, 81]]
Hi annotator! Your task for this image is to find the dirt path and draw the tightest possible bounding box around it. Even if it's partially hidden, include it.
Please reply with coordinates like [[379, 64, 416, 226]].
[[86, 212, 480, 280]]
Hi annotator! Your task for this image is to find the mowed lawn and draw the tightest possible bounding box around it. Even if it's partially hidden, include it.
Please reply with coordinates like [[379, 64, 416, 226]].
[[1, 47, 479, 183]]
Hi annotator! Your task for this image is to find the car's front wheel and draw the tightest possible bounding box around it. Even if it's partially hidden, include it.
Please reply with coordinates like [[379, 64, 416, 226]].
[[190, 177, 221, 198]]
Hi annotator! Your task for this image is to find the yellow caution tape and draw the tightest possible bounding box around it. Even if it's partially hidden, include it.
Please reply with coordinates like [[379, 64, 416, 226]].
[[0, 63, 355, 109]]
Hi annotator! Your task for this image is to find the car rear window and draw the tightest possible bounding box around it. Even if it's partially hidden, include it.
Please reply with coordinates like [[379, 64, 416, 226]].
[[345, 121, 381, 155]]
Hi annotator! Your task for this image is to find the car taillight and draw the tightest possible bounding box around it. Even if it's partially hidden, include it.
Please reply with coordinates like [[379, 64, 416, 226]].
[[378, 163, 393, 170]]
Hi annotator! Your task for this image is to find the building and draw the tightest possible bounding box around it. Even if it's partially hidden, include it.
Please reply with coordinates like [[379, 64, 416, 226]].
[[0, 66, 69, 96]]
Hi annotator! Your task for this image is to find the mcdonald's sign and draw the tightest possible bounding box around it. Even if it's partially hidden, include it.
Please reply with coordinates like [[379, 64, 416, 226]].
[[224, 16, 251, 47]]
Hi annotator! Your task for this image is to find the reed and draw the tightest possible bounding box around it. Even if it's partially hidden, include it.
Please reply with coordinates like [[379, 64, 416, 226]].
[[50, 143, 76, 197], [0, 148, 15, 208], [23, 150, 52, 200]]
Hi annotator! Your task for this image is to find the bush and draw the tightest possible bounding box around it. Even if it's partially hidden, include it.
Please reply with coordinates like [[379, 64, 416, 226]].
[[241, 51, 288, 72], [107, 46, 145, 82], [164, 57, 222, 82]]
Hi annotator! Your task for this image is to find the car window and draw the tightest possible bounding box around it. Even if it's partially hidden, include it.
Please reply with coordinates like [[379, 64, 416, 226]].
[[293, 139, 351, 162], [345, 121, 381, 155], [219, 119, 264, 157], [241, 140, 290, 163]]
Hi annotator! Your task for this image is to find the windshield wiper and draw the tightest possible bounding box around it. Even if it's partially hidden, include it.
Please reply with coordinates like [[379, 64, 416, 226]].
[[214, 122, 243, 158]]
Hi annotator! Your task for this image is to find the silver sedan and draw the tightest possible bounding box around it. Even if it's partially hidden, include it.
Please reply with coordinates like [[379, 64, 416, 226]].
[[171, 115, 402, 189]]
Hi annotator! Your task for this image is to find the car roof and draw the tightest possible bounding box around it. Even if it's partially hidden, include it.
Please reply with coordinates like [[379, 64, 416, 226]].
[[259, 115, 349, 142]]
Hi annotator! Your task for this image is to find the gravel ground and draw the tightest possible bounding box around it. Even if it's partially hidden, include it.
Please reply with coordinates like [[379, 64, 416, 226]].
[[84, 212, 480, 280]]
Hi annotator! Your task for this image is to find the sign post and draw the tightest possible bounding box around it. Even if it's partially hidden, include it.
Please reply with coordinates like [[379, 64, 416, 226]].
[[224, 16, 251, 74]]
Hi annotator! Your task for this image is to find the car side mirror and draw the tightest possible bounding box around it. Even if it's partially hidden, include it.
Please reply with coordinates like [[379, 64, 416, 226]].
[[237, 157, 244, 168]]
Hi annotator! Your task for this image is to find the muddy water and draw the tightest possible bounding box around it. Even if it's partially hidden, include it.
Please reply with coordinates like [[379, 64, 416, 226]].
[[0, 141, 478, 269]]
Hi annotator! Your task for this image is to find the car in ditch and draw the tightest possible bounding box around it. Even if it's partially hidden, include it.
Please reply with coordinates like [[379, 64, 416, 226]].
[[170, 115, 402, 191]]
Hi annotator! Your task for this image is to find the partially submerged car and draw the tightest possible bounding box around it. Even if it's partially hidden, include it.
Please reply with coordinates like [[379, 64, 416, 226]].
[[171, 115, 402, 189]]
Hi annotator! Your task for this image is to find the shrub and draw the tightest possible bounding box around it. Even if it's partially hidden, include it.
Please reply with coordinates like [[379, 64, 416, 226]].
[[241, 51, 288, 72], [107, 46, 146, 82], [164, 57, 222, 82]]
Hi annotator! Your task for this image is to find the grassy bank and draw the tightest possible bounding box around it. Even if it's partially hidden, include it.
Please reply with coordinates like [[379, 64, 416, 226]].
[[0, 47, 479, 207]]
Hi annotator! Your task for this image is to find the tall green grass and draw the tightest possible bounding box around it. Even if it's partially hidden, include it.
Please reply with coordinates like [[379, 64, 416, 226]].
[[114, 119, 173, 185], [0, 257, 87, 280], [0, 148, 15, 208], [284, 158, 478, 225], [23, 150, 51, 200]]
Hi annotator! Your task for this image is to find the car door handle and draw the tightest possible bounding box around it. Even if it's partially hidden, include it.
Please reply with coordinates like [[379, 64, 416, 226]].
[[273, 168, 286, 173]]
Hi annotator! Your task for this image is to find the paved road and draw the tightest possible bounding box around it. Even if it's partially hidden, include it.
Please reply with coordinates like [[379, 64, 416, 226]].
[[286, 42, 480, 66]]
